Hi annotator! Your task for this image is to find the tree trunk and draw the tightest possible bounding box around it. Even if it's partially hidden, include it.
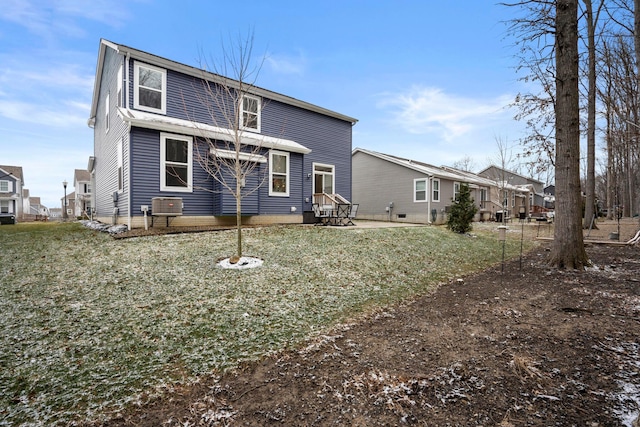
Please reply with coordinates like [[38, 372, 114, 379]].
[[583, 0, 597, 229], [236, 171, 243, 258], [606, 108, 614, 220], [549, 0, 589, 269], [635, 0, 640, 223]]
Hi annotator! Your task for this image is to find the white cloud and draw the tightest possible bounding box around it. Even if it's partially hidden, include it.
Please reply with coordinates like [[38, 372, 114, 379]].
[[265, 51, 306, 75], [378, 86, 514, 141], [0, 0, 130, 40], [0, 100, 88, 128]]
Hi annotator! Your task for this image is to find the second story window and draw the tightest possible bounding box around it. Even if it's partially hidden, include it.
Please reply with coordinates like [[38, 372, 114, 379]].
[[0, 181, 9, 192], [241, 95, 261, 132], [134, 62, 166, 114]]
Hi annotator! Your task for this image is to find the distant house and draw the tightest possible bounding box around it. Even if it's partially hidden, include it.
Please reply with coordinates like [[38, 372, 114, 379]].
[[49, 208, 63, 219], [28, 197, 48, 219], [0, 165, 24, 222], [352, 148, 531, 224], [74, 169, 92, 218], [478, 166, 546, 215], [61, 192, 75, 219], [22, 188, 31, 218], [87, 39, 357, 229]]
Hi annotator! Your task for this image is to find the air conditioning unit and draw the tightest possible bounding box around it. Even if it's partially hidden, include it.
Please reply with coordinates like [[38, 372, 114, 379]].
[[151, 197, 183, 215]]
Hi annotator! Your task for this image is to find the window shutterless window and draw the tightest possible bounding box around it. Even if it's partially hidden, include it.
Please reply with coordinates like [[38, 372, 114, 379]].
[[0, 200, 8, 213], [160, 133, 192, 192], [134, 62, 166, 114], [432, 178, 440, 202], [117, 65, 123, 107], [0, 181, 8, 192], [105, 92, 110, 133], [117, 138, 123, 192], [241, 95, 261, 132], [414, 178, 427, 202], [269, 151, 289, 196]]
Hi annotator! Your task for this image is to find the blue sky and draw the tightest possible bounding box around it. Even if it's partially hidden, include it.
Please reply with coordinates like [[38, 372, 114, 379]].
[[0, 0, 529, 209]]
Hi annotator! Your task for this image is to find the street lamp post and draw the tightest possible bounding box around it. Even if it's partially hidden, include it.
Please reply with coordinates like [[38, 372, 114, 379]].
[[63, 180, 68, 220]]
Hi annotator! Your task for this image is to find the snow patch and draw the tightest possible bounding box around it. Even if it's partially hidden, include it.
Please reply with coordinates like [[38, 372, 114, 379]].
[[80, 220, 128, 235], [217, 256, 263, 270]]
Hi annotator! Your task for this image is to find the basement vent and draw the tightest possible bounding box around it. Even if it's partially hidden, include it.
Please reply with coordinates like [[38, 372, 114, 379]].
[[151, 197, 183, 215], [397, 214, 406, 219]]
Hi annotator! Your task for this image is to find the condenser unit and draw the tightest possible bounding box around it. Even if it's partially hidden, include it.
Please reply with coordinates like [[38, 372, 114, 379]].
[[151, 197, 183, 215]]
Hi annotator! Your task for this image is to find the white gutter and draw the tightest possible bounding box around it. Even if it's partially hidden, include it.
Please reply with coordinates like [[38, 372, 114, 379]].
[[117, 107, 311, 154], [428, 176, 433, 224]]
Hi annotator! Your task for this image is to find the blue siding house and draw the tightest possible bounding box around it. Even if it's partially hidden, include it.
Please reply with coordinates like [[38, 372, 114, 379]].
[[88, 39, 357, 229], [0, 165, 24, 223]]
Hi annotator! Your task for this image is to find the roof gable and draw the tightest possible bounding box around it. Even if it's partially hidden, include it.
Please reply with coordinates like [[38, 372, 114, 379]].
[[89, 39, 357, 126], [0, 165, 24, 183]]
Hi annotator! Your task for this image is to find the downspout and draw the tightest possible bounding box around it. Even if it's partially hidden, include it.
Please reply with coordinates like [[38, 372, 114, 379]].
[[427, 175, 433, 224], [125, 52, 132, 230]]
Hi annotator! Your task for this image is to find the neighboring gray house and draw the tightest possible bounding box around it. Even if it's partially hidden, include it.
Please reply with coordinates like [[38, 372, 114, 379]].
[[0, 165, 24, 222], [352, 148, 531, 224], [87, 39, 357, 229], [353, 149, 494, 224]]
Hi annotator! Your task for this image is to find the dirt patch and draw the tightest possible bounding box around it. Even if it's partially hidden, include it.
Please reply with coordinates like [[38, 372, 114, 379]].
[[98, 221, 640, 426]]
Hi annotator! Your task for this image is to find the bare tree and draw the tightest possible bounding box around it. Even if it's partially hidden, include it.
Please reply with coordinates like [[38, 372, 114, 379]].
[[551, 0, 589, 268], [581, 0, 604, 229], [451, 155, 477, 172], [185, 32, 269, 259]]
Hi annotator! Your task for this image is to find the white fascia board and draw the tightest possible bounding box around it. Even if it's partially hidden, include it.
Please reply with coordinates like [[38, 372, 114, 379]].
[[210, 148, 267, 163], [117, 108, 311, 154]]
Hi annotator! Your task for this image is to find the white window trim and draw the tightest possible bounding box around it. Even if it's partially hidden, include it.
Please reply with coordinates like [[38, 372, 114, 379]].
[[160, 133, 193, 192], [453, 181, 461, 201], [432, 178, 440, 202], [0, 180, 10, 192], [117, 65, 123, 108], [134, 62, 167, 114], [117, 138, 123, 192], [240, 94, 261, 133], [105, 92, 110, 133], [269, 150, 289, 197], [413, 178, 428, 203], [0, 200, 10, 213], [312, 162, 335, 195]]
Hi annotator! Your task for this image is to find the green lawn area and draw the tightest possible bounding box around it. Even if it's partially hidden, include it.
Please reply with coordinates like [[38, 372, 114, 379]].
[[0, 221, 533, 425]]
